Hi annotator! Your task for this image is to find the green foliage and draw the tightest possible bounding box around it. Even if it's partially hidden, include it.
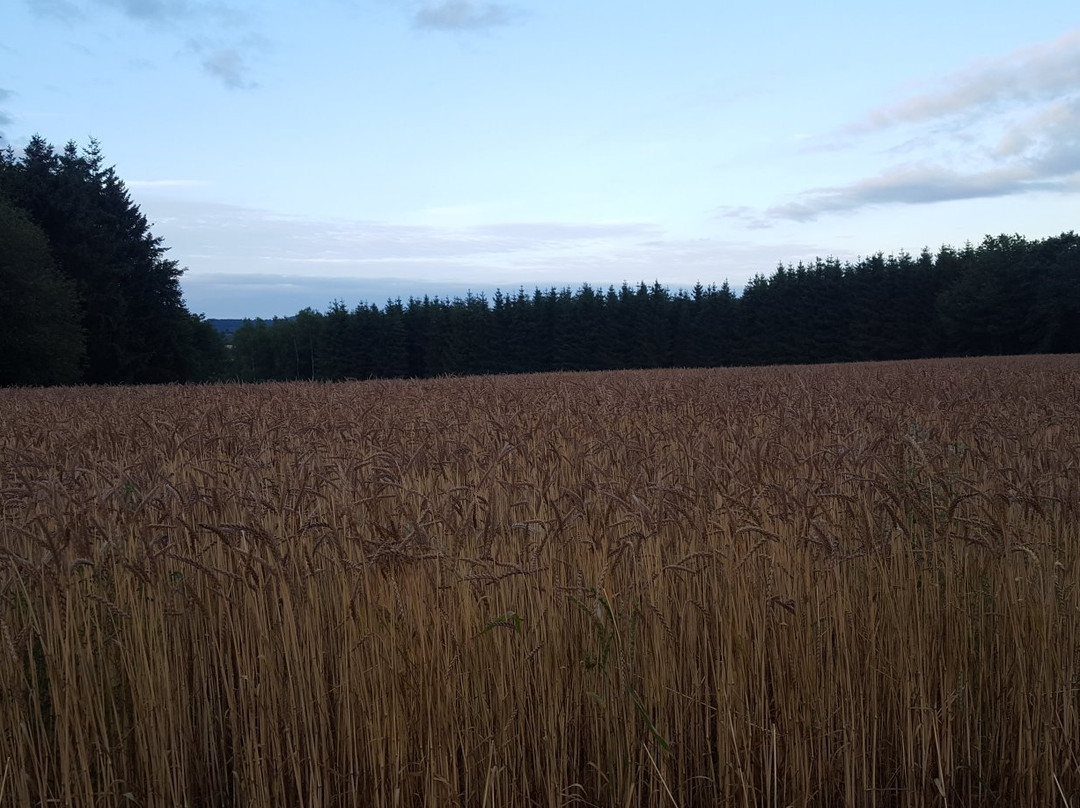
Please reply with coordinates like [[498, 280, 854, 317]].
[[0, 195, 85, 385], [480, 610, 523, 635], [0, 137, 227, 386], [573, 589, 672, 755]]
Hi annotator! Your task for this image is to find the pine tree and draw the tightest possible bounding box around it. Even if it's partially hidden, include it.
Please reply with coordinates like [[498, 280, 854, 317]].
[[0, 137, 224, 384]]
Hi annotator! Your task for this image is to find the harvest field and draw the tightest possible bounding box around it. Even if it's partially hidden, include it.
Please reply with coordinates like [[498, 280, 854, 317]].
[[1, 356, 1079, 807]]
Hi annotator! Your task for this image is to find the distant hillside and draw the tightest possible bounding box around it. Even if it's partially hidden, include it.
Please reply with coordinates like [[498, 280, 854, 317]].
[[207, 319, 247, 340]]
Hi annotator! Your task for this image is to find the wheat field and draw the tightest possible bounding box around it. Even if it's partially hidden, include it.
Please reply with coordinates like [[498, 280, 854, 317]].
[[1, 356, 1078, 807]]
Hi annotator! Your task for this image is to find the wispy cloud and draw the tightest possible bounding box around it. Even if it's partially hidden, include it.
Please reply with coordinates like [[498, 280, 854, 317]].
[[139, 196, 661, 265], [26, 0, 86, 21], [24, 0, 262, 89], [139, 196, 822, 317], [28, 0, 244, 24], [850, 27, 1080, 134], [413, 1, 520, 31], [765, 26, 1080, 222], [766, 163, 1063, 223], [471, 221, 660, 242]]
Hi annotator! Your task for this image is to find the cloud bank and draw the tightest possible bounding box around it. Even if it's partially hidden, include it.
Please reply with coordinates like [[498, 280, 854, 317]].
[[852, 27, 1080, 133], [766, 26, 1080, 222], [133, 195, 808, 317]]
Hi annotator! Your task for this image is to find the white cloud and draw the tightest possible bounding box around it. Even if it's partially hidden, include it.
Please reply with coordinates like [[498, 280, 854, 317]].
[[766, 26, 1080, 222], [138, 195, 817, 317], [851, 26, 1080, 133]]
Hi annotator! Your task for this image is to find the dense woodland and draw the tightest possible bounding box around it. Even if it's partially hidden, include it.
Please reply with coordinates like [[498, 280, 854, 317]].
[[1, 137, 1078, 387], [0, 137, 225, 386], [233, 232, 1080, 381]]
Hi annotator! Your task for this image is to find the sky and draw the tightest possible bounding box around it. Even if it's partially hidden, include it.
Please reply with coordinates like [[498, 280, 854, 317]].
[[2, 0, 1079, 318]]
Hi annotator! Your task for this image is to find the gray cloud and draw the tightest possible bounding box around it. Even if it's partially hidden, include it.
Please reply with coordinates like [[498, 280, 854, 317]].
[[413, 1, 519, 31], [26, 0, 86, 20], [28, 0, 243, 24], [100, 0, 246, 26], [105, 0, 201, 22], [766, 165, 1054, 223], [193, 43, 256, 89]]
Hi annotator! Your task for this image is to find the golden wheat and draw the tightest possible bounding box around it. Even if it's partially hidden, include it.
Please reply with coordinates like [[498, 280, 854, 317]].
[[1, 356, 1078, 806]]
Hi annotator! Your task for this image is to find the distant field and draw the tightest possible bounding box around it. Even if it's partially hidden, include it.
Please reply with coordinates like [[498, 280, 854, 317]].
[[1, 357, 1078, 807]]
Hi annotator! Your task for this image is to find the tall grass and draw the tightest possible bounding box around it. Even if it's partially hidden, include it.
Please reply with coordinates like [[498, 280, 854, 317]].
[[1, 356, 1078, 806]]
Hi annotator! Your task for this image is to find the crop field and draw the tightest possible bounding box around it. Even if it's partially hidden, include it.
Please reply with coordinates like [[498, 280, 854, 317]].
[[1, 356, 1079, 807]]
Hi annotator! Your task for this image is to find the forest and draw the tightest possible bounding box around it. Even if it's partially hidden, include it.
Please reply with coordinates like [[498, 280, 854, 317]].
[[0, 137, 225, 386], [2, 137, 1078, 387], [230, 233, 1080, 381]]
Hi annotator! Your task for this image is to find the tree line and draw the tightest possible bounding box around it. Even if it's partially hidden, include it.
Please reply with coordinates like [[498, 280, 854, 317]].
[[2, 137, 1077, 387], [230, 233, 1079, 382], [0, 137, 225, 386]]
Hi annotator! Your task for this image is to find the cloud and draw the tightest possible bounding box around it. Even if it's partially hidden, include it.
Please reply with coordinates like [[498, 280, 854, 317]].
[[851, 26, 1080, 134], [413, 1, 519, 31], [25, 0, 261, 89], [105, 0, 202, 23], [470, 221, 661, 242], [26, 0, 86, 20], [101, 0, 246, 26], [770, 94, 1080, 222], [136, 195, 801, 318], [194, 43, 256, 89], [28, 0, 244, 24], [138, 195, 662, 264], [766, 165, 1054, 223], [765, 27, 1080, 222]]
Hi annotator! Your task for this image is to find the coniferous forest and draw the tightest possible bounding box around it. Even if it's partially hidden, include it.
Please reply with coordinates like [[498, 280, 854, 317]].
[[0, 137, 226, 386], [2, 137, 1078, 387], [229, 234, 1080, 381]]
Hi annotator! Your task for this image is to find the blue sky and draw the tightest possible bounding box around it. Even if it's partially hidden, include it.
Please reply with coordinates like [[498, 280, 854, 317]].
[[3, 0, 1078, 318]]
